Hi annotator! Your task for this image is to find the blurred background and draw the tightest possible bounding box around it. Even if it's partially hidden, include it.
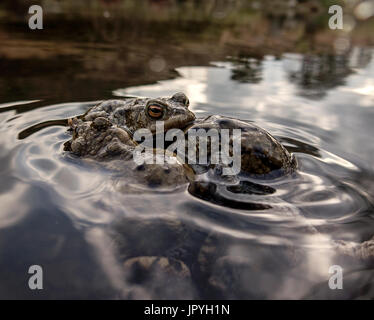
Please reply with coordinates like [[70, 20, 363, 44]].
[[0, 0, 373, 102]]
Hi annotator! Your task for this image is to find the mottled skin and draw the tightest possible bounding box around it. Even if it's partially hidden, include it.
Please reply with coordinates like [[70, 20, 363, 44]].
[[82, 92, 195, 135], [64, 93, 195, 161], [64, 93, 196, 188], [110, 151, 194, 192], [184, 115, 297, 178], [65, 116, 136, 160], [65, 93, 296, 178]]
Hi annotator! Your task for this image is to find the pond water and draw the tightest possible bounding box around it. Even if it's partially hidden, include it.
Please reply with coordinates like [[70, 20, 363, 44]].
[[0, 0, 374, 299]]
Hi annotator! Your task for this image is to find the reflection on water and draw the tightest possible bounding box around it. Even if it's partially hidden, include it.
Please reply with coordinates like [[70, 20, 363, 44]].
[[0, 0, 374, 299]]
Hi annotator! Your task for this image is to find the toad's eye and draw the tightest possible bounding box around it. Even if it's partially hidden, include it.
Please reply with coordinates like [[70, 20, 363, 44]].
[[147, 105, 164, 119]]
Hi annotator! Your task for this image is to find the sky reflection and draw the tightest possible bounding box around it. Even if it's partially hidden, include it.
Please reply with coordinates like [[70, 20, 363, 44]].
[[115, 48, 374, 170]]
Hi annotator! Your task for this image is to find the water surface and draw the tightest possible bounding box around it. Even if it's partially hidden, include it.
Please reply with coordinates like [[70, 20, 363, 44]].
[[0, 0, 374, 299]]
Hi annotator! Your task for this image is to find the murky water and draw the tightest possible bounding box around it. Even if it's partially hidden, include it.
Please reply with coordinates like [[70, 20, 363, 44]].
[[0, 0, 374, 299]]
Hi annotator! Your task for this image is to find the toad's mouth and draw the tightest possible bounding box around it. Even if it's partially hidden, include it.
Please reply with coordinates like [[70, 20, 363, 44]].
[[180, 119, 196, 131], [148, 114, 196, 134], [181, 120, 197, 132], [148, 118, 196, 150]]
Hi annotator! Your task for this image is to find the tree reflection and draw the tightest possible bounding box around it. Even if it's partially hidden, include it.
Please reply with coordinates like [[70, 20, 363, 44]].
[[287, 48, 372, 99], [229, 56, 263, 84]]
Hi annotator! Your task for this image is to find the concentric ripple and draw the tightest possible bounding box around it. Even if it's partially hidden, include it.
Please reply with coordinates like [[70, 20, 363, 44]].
[[1, 71, 374, 298]]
